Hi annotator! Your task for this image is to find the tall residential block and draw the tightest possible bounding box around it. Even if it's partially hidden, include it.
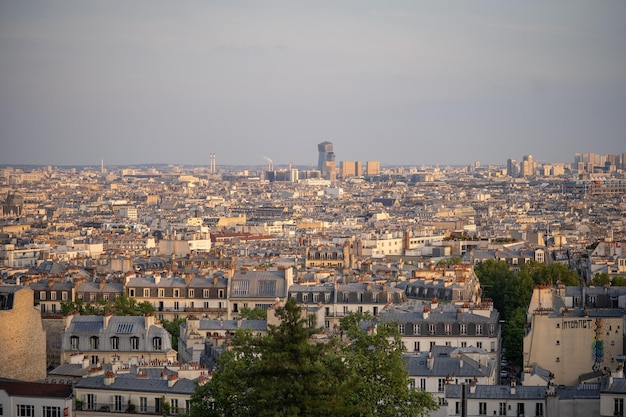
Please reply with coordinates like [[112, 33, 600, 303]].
[[366, 160, 380, 176]]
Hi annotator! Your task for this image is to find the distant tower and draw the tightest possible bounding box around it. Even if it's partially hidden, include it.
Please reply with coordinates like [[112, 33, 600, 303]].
[[317, 141, 336, 179]]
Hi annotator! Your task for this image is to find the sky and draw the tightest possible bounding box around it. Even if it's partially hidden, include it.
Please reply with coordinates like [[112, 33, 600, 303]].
[[1, 1, 625, 168]]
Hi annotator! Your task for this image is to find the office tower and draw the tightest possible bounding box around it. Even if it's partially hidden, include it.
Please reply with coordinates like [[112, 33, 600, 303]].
[[622, 153, 626, 170], [507, 158, 517, 177], [317, 141, 336, 180], [366, 161, 381, 176], [520, 155, 534, 177]]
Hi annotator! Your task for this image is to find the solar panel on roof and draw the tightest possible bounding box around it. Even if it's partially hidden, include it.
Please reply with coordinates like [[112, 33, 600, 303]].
[[116, 323, 134, 333]]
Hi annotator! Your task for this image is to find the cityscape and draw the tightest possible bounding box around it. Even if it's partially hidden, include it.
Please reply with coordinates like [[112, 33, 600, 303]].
[[1, 143, 626, 417], [2, 1, 626, 416]]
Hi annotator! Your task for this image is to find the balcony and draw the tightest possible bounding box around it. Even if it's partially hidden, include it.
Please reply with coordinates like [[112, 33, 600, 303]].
[[77, 402, 189, 415]]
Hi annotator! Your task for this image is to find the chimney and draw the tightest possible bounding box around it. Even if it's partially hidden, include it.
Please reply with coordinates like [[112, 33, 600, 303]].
[[82, 356, 89, 369], [423, 306, 430, 319], [48, 279, 55, 288], [459, 352, 463, 368], [185, 274, 193, 286], [427, 352, 434, 370], [145, 313, 154, 330], [213, 274, 219, 286], [168, 373, 178, 387], [103, 311, 112, 329], [469, 377, 477, 394], [99, 279, 106, 290], [161, 371, 168, 380], [63, 311, 75, 330], [431, 297, 438, 311], [510, 379, 516, 395], [154, 274, 161, 285], [104, 371, 115, 386]]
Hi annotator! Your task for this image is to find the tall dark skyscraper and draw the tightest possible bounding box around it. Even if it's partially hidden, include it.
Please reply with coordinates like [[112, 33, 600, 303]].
[[317, 141, 336, 179]]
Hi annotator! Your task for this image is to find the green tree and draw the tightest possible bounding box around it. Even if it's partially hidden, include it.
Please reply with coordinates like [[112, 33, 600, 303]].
[[239, 305, 268, 320], [591, 272, 611, 286], [190, 300, 437, 417], [340, 312, 438, 417], [161, 317, 186, 351], [502, 307, 526, 367]]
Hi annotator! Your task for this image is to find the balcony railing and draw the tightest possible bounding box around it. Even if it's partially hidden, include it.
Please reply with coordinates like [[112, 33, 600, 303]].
[[77, 402, 189, 415]]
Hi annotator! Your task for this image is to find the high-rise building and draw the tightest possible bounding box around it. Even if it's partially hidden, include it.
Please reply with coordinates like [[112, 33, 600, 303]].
[[340, 161, 363, 178], [507, 158, 518, 177], [317, 141, 336, 180], [520, 155, 535, 177], [366, 161, 380, 176]]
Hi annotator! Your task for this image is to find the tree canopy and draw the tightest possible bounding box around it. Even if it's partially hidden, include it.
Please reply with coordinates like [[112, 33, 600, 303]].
[[60, 293, 155, 316], [190, 299, 437, 417]]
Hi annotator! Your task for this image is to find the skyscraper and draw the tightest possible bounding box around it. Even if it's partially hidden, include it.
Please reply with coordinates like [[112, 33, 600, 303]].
[[317, 141, 336, 180]]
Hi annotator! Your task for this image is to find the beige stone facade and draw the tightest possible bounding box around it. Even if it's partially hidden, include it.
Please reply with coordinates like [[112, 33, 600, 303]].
[[0, 286, 47, 381], [523, 286, 624, 386]]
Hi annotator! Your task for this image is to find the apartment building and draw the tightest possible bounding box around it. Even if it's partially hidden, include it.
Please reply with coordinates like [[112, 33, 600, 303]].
[[0, 380, 73, 417], [60, 313, 176, 366], [380, 300, 501, 356]]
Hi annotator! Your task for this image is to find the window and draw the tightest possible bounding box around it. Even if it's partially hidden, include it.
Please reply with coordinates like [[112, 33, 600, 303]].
[[140, 397, 147, 413], [420, 378, 426, 390], [413, 324, 421, 335], [203, 289, 210, 298], [313, 293, 319, 303], [489, 324, 495, 335], [517, 403, 525, 417], [51, 292, 57, 300], [188, 289, 194, 297], [414, 341, 420, 352], [430, 341, 436, 349], [131, 336, 139, 350], [444, 323, 451, 335], [17, 404, 34, 416], [476, 342, 483, 349], [429, 324, 436, 335], [218, 289, 225, 298], [258, 280, 276, 296], [437, 378, 445, 392], [616, 398, 624, 417], [358, 306, 363, 313], [171, 399, 179, 413], [111, 336, 119, 350], [71, 336, 79, 350], [91, 355, 98, 364], [129, 289, 135, 297], [325, 293, 331, 303], [174, 289, 180, 297], [114, 395, 124, 412], [476, 324, 483, 335], [174, 301, 179, 310], [158, 289, 164, 297], [143, 288, 150, 297], [536, 402, 544, 417], [398, 324, 405, 334], [86, 394, 96, 411], [461, 342, 467, 348], [90, 336, 99, 350], [499, 402, 506, 416], [479, 402, 487, 415], [232, 280, 250, 296], [302, 293, 309, 302], [455, 402, 460, 415], [343, 306, 349, 314], [153, 337, 162, 351], [40, 291, 46, 300], [460, 324, 467, 335]]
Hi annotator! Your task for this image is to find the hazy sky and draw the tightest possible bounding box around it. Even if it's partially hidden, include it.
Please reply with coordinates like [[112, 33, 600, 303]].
[[1, 1, 625, 167]]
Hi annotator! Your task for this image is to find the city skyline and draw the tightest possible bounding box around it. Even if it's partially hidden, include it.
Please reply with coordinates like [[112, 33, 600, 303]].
[[1, 1, 625, 167]]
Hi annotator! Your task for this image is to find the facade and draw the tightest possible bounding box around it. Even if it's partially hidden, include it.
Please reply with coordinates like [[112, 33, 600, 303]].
[[304, 245, 351, 269], [288, 281, 407, 329], [73, 365, 201, 416], [0, 380, 73, 417], [523, 286, 626, 386], [228, 268, 294, 319], [366, 160, 380, 176], [60, 313, 176, 366], [0, 286, 47, 382], [406, 346, 497, 409], [380, 300, 501, 356], [126, 273, 229, 321], [31, 279, 74, 314]]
